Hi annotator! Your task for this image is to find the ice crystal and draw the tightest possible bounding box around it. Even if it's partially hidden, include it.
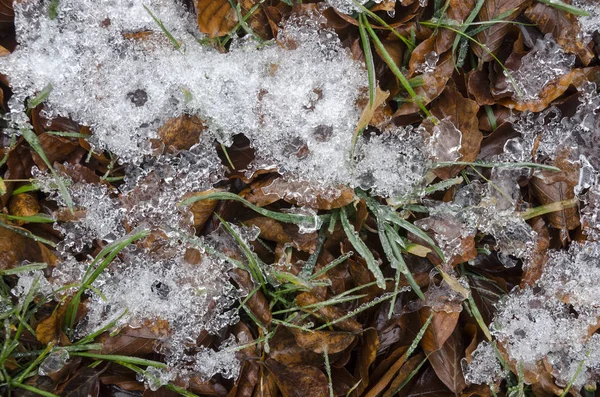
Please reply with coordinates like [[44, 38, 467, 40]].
[[573, 0, 600, 40], [490, 241, 600, 389], [463, 342, 507, 386], [325, 0, 395, 14], [509, 36, 575, 102]]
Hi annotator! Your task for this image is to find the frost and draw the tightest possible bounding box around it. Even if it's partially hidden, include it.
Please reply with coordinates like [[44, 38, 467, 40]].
[[490, 241, 600, 389], [11, 270, 53, 304], [573, 0, 600, 40], [426, 118, 463, 163], [419, 182, 536, 264], [463, 342, 507, 386], [508, 35, 575, 102], [325, 0, 395, 14]]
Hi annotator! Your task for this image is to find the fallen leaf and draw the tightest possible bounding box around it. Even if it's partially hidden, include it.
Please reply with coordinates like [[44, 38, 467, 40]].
[[473, 0, 530, 62], [8, 193, 40, 224], [184, 189, 221, 230], [422, 81, 482, 179], [264, 358, 329, 397], [353, 328, 379, 395], [296, 292, 362, 333], [36, 303, 68, 345], [288, 328, 355, 354], [100, 320, 170, 355], [382, 353, 426, 397], [156, 114, 206, 152], [364, 347, 410, 397], [196, 0, 238, 38], [245, 216, 317, 253], [406, 366, 454, 397], [420, 309, 466, 394], [524, 3, 594, 65], [435, 0, 476, 54], [231, 268, 272, 328]]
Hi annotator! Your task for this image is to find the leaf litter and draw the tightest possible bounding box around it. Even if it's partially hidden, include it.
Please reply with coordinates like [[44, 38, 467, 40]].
[[1, 0, 600, 396]]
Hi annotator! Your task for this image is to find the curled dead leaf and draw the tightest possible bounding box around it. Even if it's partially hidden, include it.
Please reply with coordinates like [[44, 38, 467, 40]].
[[196, 0, 238, 38], [8, 193, 40, 224]]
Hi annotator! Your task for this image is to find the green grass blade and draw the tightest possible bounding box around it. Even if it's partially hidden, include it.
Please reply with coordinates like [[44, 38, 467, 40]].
[[363, 23, 432, 118], [0, 219, 56, 247], [179, 191, 324, 227], [143, 5, 181, 50], [537, 0, 589, 16], [20, 128, 74, 214], [340, 206, 385, 289], [358, 14, 376, 108], [4, 214, 56, 224], [0, 263, 47, 276], [216, 214, 266, 288], [70, 352, 167, 368], [27, 84, 53, 109], [451, 0, 485, 66]]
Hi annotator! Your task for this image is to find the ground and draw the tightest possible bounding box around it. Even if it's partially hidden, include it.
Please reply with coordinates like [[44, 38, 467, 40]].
[[0, 0, 599, 396]]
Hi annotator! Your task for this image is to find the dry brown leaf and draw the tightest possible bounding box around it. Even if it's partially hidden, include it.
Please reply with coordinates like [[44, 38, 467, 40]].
[[473, 0, 530, 62], [422, 319, 467, 394], [245, 216, 317, 253], [435, 0, 476, 54], [36, 303, 68, 345], [157, 114, 206, 152], [396, 37, 454, 117], [382, 353, 426, 397], [422, 81, 482, 179], [288, 328, 355, 354], [364, 348, 409, 397], [355, 86, 390, 134], [183, 189, 220, 230], [8, 193, 40, 224], [530, 150, 580, 232], [353, 328, 379, 396], [296, 292, 362, 333], [264, 358, 329, 397], [100, 319, 170, 355], [196, 0, 238, 38], [524, 3, 594, 66], [252, 369, 279, 397]]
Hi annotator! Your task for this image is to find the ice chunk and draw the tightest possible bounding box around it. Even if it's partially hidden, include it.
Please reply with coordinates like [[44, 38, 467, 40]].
[[508, 35, 575, 102], [39, 349, 70, 376], [325, 0, 396, 14], [463, 341, 507, 386], [490, 241, 600, 389]]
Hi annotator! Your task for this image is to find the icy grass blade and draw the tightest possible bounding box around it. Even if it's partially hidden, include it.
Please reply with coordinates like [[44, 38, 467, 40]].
[[392, 355, 428, 394], [216, 214, 266, 289], [323, 344, 334, 397], [117, 361, 200, 397], [315, 290, 401, 330], [382, 223, 425, 301], [0, 219, 57, 247], [340, 206, 385, 289], [467, 293, 493, 341], [4, 214, 56, 224], [70, 352, 167, 369], [48, 0, 59, 19], [560, 354, 588, 397], [12, 343, 103, 358], [64, 229, 150, 337], [309, 251, 353, 280], [14, 343, 53, 383], [46, 131, 91, 139], [406, 311, 433, 359], [358, 13, 376, 108], [11, 383, 59, 397], [299, 229, 326, 279], [363, 22, 432, 119], [27, 84, 52, 109], [143, 5, 181, 50], [180, 191, 325, 226], [20, 128, 74, 214], [353, 1, 414, 49], [537, 0, 590, 16], [520, 198, 579, 220], [451, 0, 485, 67], [0, 263, 47, 276]]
